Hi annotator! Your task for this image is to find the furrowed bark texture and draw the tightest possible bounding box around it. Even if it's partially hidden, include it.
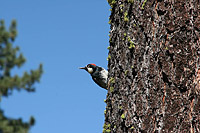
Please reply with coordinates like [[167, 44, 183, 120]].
[[105, 0, 200, 132]]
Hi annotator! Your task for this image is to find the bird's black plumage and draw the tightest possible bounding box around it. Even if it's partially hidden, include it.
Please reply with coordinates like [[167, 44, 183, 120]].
[[90, 66, 107, 89]]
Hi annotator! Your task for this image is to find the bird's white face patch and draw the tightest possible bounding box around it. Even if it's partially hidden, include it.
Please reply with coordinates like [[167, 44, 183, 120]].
[[87, 68, 93, 74]]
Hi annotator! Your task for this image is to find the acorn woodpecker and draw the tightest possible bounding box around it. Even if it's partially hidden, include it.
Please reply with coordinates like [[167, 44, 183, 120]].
[[79, 64, 108, 89]]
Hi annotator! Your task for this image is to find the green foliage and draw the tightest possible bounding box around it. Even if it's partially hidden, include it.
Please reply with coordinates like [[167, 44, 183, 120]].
[[109, 38, 112, 43], [107, 0, 116, 7], [109, 77, 115, 84], [128, 0, 134, 3], [0, 20, 43, 132], [124, 12, 129, 22], [121, 114, 125, 119], [107, 54, 111, 61], [103, 123, 111, 133], [128, 36, 135, 49], [110, 86, 114, 93], [125, 70, 129, 75], [142, 0, 147, 9], [129, 42, 135, 49], [0, 20, 43, 97], [127, 36, 131, 42], [106, 129, 111, 133], [0, 110, 33, 133], [119, 4, 124, 12], [108, 20, 111, 24]]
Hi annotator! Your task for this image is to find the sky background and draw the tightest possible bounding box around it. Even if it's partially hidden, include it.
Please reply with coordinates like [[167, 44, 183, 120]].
[[0, 1, 110, 133]]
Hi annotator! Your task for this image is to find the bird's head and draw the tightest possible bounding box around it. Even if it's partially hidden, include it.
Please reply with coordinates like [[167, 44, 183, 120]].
[[79, 64, 97, 74]]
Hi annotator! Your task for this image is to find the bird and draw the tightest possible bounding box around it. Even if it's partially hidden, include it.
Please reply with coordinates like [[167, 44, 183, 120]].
[[79, 64, 108, 89]]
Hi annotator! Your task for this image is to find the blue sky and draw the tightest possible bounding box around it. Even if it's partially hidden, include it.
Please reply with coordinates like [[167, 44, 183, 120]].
[[0, 1, 110, 133]]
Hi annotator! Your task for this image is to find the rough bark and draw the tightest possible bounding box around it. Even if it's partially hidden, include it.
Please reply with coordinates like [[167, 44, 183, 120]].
[[104, 0, 200, 132]]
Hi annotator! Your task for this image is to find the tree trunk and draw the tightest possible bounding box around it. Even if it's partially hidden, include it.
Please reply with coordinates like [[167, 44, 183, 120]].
[[104, 0, 200, 132]]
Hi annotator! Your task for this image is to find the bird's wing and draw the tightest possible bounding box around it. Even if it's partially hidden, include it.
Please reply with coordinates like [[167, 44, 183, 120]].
[[92, 76, 107, 89]]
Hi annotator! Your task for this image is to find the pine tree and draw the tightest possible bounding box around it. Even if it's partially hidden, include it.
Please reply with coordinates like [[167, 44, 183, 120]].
[[104, 0, 200, 132], [0, 20, 43, 133]]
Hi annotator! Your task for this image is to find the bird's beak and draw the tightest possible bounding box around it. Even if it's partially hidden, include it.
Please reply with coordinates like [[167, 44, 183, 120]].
[[79, 66, 86, 70]]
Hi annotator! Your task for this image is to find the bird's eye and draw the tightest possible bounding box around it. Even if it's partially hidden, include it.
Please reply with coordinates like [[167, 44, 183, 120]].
[[87, 64, 91, 68]]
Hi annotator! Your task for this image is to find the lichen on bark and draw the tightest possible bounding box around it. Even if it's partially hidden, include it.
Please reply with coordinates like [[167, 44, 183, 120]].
[[105, 0, 200, 132]]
